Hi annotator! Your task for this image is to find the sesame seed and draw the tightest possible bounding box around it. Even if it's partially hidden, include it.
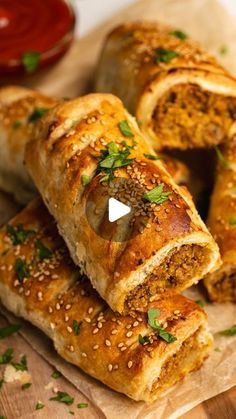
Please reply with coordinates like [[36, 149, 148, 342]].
[[88, 307, 93, 314], [120, 346, 127, 352], [93, 345, 99, 350], [70, 345, 74, 352], [48, 306, 53, 314], [126, 331, 133, 338], [98, 322, 103, 329], [52, 274, 59, 279], [93, 328, 99, 334], [81, 352, 87, 358], [105, 339, 111, 347], [114, 271, 120, 278], [25, 290, 31, 297], [114, 364, 119, 370], [65, 304, 71, 310], [13, 279, 19, 287], [56, 303, 61, 310], [133, 321, 139, 327], [84, 317, 91, 323], [118, 343, 124, 348], [111, 329, 118, 335], [67, 326, 73, 333], [38, 275, 44, 282], [108, 364, 113, 372], [174, 310, 180, 314], [50, 322, 55, 330], [37, 291, 43, 301], [64, 315, 69, 322], [18, 287, 24, 294], [127, 361, 133, 368]]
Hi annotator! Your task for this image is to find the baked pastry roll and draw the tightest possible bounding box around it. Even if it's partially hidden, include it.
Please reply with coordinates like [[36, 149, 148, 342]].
[[204, 140, 236, 302], [0, 85, 56, 203], [25, 93, 220, 313], [95, 21, 236, 150], [0, 199, 213, 402]]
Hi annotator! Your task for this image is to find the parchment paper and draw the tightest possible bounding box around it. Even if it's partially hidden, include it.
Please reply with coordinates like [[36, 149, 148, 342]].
[[1, 0, 236, 417]]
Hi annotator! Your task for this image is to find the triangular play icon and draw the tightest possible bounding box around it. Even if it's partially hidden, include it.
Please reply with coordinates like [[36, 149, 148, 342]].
[[108, 197, 131, 222]]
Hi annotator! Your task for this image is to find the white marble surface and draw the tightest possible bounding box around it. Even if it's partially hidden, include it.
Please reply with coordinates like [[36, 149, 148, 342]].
[[73, 0, 236, 36]]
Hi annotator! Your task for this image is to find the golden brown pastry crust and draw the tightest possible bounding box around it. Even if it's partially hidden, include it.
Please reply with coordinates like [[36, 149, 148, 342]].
[[204, 140, 236, 302], [25, 93, 220, 313], [95, 21, 236, 150], [0, 85, 56, 203], [0, 199, 213, 402]]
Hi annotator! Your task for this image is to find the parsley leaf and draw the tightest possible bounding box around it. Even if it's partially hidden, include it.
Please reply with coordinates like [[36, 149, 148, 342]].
[[219, 45, 228, 56], [35, 240, 53, 261], [143, 183, 172, 205], [0, 324, 21, 339], [15, 258, 29, 282], [118, 120, 134, 137], [12, 120, 23, 129], [77, 403, 88, 409], [170, 30, 188, 40], [22, 382, 32, 390], [0, 348, 14, 364], [97, 141, 134, 183], [0, 379, 4, 388], [6, 224, 35, 245], [28, 107, 49, 123], [214, 146, 228, 168], [219, 325, 236, 336], [50, 391, 74, 405], [138, 334, 150, 345], [51, 370, 62, 379], [144, 153, 160, 161], [81, 175, 91, 186], [22, 51, 40, 73], [147, 308, 177, 343], [195, 299, 204, 308], [36, 402, 45, 410], [155, 48, 178, 63], [72, 320, 82, 336], [12, 354, 28, 371], [229, 218, 236, 226]]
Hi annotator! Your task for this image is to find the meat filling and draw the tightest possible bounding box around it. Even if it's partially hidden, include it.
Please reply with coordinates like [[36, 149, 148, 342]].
[[126, 244, 211, 311], [207, 268, 236, 303], [151, 83, 236, 149]]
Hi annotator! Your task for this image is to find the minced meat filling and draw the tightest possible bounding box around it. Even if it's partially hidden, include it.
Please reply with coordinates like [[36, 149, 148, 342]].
[[151, 83, 236, 148], [126, 244, 210, 311], [211, 270, 236, 302]]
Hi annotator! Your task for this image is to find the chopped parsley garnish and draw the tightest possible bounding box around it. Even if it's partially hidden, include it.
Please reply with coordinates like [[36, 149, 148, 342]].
[[143, 183, 172, 205], [0, 348, 14, 364], [229, 218, 236, 226], [143, 153, 160, 161], [155, 48, 179, 63], [72, 320, 82, 336], [77, 403, 88, 409], [219, 45, 228, 56], [97, 141, 134, 183], [170, 30, 188, 40], [35, 240, 53, 261], [118, 120, 134, 137], [22, 51, 40, 73], [0, 379, 4, 388], [0, 324, 21, 339], [138, 334, 150, 345], [195, 299, 204, 308], [81, 175, 91, 186], [50, 391, 74, 405], [12, 120, 23, 129], [69, 412, 75, 416], [0, 416, 7, 419], [214, 146, 228, 168], [15, 258, 30, 282], [12, 354, 28, 371], [22, 382, 32, 390], [219, 325, 236, 336], [214, 347, 221, 352], [51, 370, 62, 379], [147, 308, 177, 343], [6, 224, 35, 245], [28, 107, 49, 123], [36, 402, 45, 410]]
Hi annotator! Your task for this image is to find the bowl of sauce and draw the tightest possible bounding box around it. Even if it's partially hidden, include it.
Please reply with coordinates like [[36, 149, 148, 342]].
[[0, 0, 76, 75]]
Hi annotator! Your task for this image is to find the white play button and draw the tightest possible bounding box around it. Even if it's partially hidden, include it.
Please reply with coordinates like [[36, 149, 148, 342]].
[[108, 197, 131, 222]]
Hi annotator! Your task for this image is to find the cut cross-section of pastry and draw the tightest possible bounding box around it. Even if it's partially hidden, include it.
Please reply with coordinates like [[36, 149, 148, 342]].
[[95, 21, 236, 150], [0, 199, 213, 402], [25, 93, 220, 313], [0, 85, 57, 203]]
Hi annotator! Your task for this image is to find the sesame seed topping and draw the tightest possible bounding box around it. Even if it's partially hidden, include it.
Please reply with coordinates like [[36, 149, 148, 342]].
[[67, 326, 73, 333], [127, 361, 133, 369], [98, 322, 103, 329], [37, 291, 43, 301], [108, 364, 113, 372], [105, 339, 111, 347], [70, 345, 74, 352], [120, 346, 127, 352], [48, 306, 53, 314], [93, 328, 99, 334], [126, 331, 133, 338], [93, 345, 99, 350], [111, 329, 118, 335], [133, 321, 139, 327], [81, 352, 87, 358], [118, 342, 124, 348], [65, 304, 71, 310], [25, 290, 31, 297], [64, 315, 69, 322], [84, 317, 91, 323], [88, 307, 93, 314], [56, 303, 61, 310]]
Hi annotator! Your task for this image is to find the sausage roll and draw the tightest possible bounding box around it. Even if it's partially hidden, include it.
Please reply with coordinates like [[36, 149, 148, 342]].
[[0, 199, 213, 402], [204, 140, 236, 302], [95, 21, 236, 150], [25, 93, 220, 313], [0, 85, 56, 203]]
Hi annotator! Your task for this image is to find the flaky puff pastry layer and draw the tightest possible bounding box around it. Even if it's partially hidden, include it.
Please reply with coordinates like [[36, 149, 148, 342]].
[[0, 199, 213, 402], [95, 21, 236, 150], [25, 93, 220, 313]]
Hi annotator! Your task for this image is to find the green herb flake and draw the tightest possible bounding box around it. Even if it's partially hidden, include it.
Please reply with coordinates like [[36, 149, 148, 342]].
[[97, 141, 134, 183], [143, 183, 172, 205], [219, 325, 236, 336], [22, 382, 32, 390], [51, 370, 62, 379], [35, 240, 53, 261], [72, 320, 82, 336], [0, 324, 21, 339], [36, 402, 45, 410], [69, 412, 75, 416], [138, 334, 150, 345], [214, 347, 221, 352], [147, 308, 177, 343], [77, 403, 88, 409], [50, 391, 74, 405], [118, 120, 134, 138], [22, 51, 40, 73], [170, 30, 188, 40], [6, 224, 35, 245], [195, 299, 204, 308], [229, 218, 236, 226], [0, 416, 7, 419], [155, 48, 179, 63], [28, 107, 49, 123], [15, 258, 29, 282], [12, 354, 28, 371], [12, 120, 23, 129], [81, 175, 91, 186], [0, 379, 4, 388], [214, 146, 228, 168], [144, 153, 160, 161], [219, 45, 228, 56], [0, 348, 14, 364]]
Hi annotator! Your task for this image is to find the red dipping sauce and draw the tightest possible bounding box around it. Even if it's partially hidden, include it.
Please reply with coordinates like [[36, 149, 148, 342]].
[[0, 0, 75, 74]]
